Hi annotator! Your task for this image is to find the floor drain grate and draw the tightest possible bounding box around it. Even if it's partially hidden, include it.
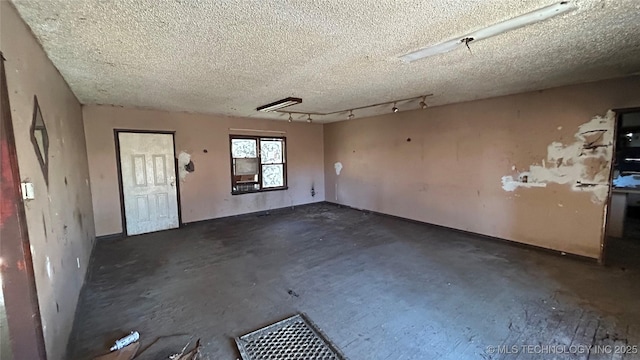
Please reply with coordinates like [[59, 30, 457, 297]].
[[235, 313, 346, 360]]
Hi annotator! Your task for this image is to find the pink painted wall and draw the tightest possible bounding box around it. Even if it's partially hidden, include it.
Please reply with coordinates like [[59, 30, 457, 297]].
[[324, 76, 640, 259], [1, 2, 96, 359], [83, 105, 325, 236]]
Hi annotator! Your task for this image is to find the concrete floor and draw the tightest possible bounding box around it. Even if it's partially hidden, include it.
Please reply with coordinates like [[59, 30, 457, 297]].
[[67, 203, 640, 360]]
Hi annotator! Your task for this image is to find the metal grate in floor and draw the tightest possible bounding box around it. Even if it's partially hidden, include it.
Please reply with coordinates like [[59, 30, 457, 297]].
[[235, 314, 346, 360]]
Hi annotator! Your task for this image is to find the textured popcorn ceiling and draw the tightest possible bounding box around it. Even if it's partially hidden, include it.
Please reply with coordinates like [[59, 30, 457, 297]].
[[9, 0, 640, 122]]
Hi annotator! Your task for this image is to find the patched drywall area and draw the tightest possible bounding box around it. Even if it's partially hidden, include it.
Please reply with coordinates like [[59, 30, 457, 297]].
[[501, 111, 615, 204], [177, 151, 192, 181], [1, 3, 96, 360], [324, 76, 640, 259], [334, 162, 343, 175], [83, 105, 325, 237]]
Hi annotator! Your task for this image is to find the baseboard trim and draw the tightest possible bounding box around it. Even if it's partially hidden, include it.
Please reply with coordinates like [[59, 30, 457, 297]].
[[181, 201, 325, 226], [322, 201, 598, 263], [95, 232, 124, 241]]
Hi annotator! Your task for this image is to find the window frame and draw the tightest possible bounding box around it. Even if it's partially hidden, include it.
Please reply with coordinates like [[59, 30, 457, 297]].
[[229, 134, 288, 195]]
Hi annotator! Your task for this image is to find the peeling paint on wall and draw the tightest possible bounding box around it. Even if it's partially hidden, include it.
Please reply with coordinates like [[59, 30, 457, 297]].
[[177, 151, 191, 181], [334, 162, 343, 175], [501, 175, 547, 191], [501, 111, 615, 204]]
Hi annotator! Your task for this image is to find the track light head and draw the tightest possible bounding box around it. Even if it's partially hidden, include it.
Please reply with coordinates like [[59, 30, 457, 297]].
[[307, 114, 313, 123], [419, 97, 428, 109], [392, 103, 399, 113], [348, 110, 355, 120], [288, 113, 293, 122]]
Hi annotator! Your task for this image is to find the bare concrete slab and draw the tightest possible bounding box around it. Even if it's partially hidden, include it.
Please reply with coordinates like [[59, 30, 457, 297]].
[[67, 203, 640, 360]]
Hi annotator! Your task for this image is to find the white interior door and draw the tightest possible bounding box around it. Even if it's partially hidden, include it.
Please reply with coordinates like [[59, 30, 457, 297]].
[[118, 132, 179, 235]]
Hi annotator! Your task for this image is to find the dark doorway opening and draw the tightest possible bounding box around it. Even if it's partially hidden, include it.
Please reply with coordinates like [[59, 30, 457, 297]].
[[605, 108, 640, 269]]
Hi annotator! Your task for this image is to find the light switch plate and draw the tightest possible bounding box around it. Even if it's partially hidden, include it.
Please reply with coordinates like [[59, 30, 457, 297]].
[[21, 182, 35, 200]]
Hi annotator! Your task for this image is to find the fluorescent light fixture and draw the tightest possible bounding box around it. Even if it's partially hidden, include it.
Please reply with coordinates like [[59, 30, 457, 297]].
[[400, 1, 576, 62], [257, 97, 302, 112], [401, 38, 462, 63]]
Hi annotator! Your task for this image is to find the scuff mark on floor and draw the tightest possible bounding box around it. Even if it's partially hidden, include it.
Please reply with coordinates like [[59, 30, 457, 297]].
[[501, 111, 614, 203]]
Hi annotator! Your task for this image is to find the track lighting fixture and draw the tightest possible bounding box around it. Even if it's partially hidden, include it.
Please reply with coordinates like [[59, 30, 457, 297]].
[[419, 96, 428, 109], [271, 94, 432, 121]]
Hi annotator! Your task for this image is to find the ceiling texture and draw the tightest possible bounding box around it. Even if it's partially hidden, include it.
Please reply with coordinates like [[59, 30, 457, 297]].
[[10, 0, 640, 122]]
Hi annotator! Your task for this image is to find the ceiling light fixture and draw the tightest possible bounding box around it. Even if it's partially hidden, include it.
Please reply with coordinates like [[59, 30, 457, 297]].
[[288, 113, 293, 123], [419, 96, 428, 109], [257, 97, 302, 112], [272, 94, 433, 121], [400, 1, 576, 62]]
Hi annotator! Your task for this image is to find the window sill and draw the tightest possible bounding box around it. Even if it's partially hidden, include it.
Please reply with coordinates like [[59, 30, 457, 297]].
[[231, 187, 288, 195]]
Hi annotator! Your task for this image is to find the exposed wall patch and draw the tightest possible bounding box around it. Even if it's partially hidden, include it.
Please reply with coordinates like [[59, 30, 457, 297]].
[[334, 162, 343, 175], [501, 111, 615, 203], [177, 151, 192, 181], [501, 175, 547, 191]]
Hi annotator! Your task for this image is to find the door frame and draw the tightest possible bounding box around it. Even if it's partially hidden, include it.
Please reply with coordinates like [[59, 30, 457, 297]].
[[602, 106, 640, 264], [0, 53, 48, 359], [113, 129, 182, 236]]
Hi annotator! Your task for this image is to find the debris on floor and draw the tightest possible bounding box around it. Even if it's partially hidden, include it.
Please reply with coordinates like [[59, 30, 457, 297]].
[[169, 339, 201, 360], [110, 331, 140, 351], [95, 332, 203, 360], [93, 342, 140, 360]]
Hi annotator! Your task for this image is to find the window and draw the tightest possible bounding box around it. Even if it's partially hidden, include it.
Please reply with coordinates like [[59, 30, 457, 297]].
[[230, 136, 287, 194]]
